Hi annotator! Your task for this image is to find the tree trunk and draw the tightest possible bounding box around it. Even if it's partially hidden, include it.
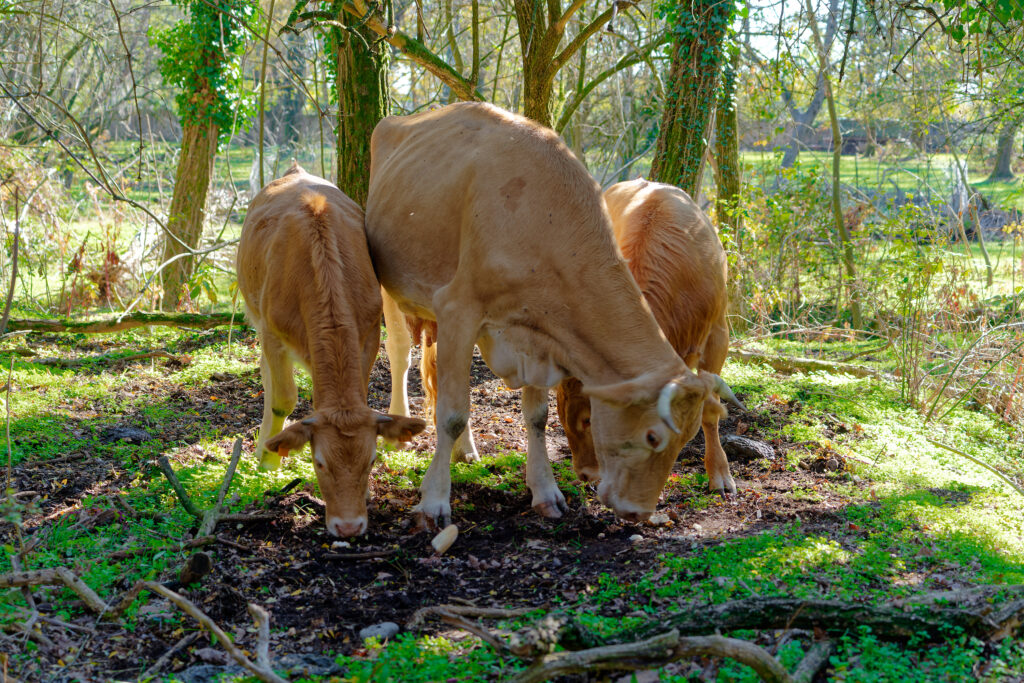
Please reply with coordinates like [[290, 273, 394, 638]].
[[988, 120, 1020, 181], [650, 0, 734, 198], [514, 2, 555, 127], [713, 42, 741, 240], [160, 119, 218, 311], [335, 25, 390, 207]]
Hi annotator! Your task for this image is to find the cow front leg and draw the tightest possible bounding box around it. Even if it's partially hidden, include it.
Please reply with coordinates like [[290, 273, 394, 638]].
[[383, 290, 412, 417], [702, 397, 736, 495], [523, 385, 567, 518], [414, 302, 478, 529], [255, 333, 297, 470]]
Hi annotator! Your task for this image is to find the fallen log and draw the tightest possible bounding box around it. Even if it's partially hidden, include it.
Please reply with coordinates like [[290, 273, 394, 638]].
[[728, 349, 883, 379], [634, 592, 1024, 642], [5, 312, 246, 335]]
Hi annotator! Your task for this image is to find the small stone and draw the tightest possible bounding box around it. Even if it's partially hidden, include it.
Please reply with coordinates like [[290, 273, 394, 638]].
[[597, 532, 606, 539], [628, 534, 644, 543], [194, 647, 229, 665], [331, 541, 351, 550], [359, 621, 400, 642]]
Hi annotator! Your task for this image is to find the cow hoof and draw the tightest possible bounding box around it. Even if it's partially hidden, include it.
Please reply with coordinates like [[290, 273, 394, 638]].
[[258, 452, 282, 470], [533, 501, 565, 519], [413, 502, 451, 531], [451, 450, 480, 464]]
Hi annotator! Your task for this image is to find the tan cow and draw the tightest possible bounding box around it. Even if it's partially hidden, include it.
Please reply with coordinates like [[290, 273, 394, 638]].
[[237, 163, 425, 537], [556, 179, 744, 493], [365, 102, 737, 526]]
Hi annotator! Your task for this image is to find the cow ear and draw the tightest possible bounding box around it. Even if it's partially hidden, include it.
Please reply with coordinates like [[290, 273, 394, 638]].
[[375, 414, 427, 444], [583, 370, 669, 406], [265, 418, 315, 456]]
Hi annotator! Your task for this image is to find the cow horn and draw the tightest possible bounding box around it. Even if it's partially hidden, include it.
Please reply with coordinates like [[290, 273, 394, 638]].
[[709, 373, 745, 411], [657, 382, 681, 434]]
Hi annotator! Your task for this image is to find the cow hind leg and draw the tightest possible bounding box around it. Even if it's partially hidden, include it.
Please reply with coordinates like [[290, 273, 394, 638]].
[[421, 341, 480, 463], [382, 290, 412, 418], [702, 397, 736, 495], [255, 333, 297, 470], [523, 385, 568, 518], [414, 298, 479, 528]]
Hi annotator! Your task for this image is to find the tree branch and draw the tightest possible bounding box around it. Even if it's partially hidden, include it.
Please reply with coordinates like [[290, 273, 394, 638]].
[[341, 1, 484, 101], [555, 32, 668, 133], [549, 5, 616, 78]]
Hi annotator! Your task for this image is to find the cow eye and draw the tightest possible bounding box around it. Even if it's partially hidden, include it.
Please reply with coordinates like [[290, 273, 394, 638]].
[[582, 418, 590, 428], [646, 430, 661, 449]]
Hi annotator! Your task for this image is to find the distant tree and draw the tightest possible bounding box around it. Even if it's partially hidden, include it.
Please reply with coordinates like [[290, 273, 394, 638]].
[[152, 0, 255, 310], [989, 119, 1020, 181]]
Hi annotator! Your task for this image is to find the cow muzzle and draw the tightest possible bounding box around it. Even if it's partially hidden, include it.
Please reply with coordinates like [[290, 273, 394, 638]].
[[596, 480, 654, 523], [327, 515, 368, 538]]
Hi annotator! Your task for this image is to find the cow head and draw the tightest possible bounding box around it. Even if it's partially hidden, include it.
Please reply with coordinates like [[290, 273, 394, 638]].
[[584, 369, 738, 522], [264, 409, 426, 537], [555, 377, 598, 482]]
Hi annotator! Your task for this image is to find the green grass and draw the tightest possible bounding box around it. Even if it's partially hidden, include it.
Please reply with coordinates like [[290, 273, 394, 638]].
[[3, 323, 1024, 680], [742, 150, 1024, 211]]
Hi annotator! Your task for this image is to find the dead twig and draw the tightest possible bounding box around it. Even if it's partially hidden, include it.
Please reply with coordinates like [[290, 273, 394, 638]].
[[792, 640, 835, 683], [139, 631, 201, 681], [324, 549, 398, 561], [407, 604, 536, 629], [155, 456, 202, 518], [248, 603, 273, 671], [926, 438, 1024, 499], [0, 568, 107, 613], [198, 438, 244, 536], [142, 582, 289, 683], [512, 629, 794, 683]]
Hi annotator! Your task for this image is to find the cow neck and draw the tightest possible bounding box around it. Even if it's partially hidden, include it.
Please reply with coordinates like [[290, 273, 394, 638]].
[[302, 220, 369, 413], [555, 253, 685, 389]]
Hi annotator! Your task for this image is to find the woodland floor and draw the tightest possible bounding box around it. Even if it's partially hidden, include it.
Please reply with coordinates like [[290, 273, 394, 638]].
[[1, 327, 1021, 682]]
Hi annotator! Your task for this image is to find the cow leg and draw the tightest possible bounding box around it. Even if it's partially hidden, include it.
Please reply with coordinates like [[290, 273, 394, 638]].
[[382, 289, 411, 417], [523, 385, 568, 518], [702, 397, 736, 495], [415, 300, 478, 528], [421, 341, 480, 463], [255, 333, 297, 470]]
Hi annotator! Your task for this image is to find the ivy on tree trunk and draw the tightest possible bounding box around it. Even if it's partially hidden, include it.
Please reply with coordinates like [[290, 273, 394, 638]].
[[650, 0, 735, 198], [152, 0, 255, 311]]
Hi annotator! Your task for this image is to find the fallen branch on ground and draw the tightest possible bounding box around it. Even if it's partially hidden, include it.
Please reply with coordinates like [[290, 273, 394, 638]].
[[926, 438, 1024, 498], [0, 568, 107, 614], [4, 312, 245, 335], [631, 590, 1024, 642], [155, 439, 275, 535], [728, 349, 883, 379], [29, 350, 182, 368], [139, 631, 201, 680], [141, 582, 288, 683], [512, 630, 794, 683]]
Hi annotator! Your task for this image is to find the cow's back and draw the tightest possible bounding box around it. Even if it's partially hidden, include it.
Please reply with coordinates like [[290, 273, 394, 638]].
[[365, 103, 623, 321], [603, 179, 727, 367], [238, 167, 380, 363]]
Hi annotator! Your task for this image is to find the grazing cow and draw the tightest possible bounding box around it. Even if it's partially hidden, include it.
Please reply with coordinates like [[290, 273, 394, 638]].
[[556, 179, 743, 493], [365, 102, 738, 526], [237, 163, 426, 537]]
